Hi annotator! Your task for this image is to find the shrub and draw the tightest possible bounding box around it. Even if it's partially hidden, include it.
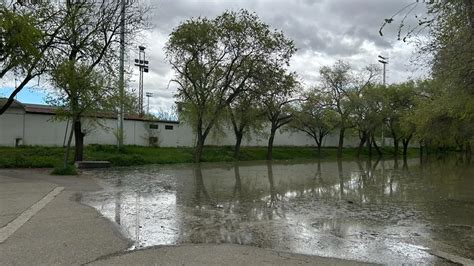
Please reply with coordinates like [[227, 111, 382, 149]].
[[51, 165, 78, 175]]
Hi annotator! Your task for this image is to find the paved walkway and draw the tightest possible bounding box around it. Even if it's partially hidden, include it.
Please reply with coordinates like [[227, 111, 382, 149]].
[[0, 169, 371, 265]]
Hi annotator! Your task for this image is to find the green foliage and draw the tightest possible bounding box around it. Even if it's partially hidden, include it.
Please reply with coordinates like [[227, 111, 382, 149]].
[[381, 1, 473, 151], [51, 165, 78, 175], [0, 7, 42, 70], [411, 80, 474, 149], [167, 9, 296, 162], [290, 89, 337, 148]]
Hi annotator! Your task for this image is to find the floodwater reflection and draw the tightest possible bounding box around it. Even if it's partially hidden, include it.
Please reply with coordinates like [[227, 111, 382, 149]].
[[82, 158, 474, 264]]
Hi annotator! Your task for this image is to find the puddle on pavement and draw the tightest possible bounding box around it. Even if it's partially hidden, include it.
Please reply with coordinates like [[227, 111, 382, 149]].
[[81, 157, 474, 264]]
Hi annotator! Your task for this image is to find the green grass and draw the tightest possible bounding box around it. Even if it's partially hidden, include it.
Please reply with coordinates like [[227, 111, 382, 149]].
[[0, 145, 419, 168]]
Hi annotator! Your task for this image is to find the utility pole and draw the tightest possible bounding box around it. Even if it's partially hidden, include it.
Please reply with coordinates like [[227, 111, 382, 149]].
[[135, 46, 149, 116], [146, 92, 153, 115], [117, 0, 126, 150], [378, 55, 388, 86], [378, 55, 389, 149]]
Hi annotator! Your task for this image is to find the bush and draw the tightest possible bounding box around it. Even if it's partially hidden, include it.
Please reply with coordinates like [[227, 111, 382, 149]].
[[51, 165, 78, 175]]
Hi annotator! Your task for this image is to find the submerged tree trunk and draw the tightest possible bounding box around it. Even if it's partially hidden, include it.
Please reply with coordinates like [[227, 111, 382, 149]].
[[367, 132, 373, 158], [314, 135, 322, 156], [233, 163, 242, 197], [195, 134, 205, 163], [402, 139, 409, 158], [73, 119, 84, 162], [394, 138, 399, 158], [337, 128, 345, 158], [267, 125, 277, 160], [402, 134, 412, 158], [317, 136, 322, 156]]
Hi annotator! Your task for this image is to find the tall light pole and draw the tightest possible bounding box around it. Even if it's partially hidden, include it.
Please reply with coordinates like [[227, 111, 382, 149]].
[[378, 55, 389, 86], [135, 46, 149, 117], [378, 55, 389, 149], [146, 92, 153, 115], [117, 0, 126, 150]]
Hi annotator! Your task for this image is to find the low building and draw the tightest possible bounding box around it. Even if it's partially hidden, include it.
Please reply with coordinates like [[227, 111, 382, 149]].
[[0, 99, 358, 148]]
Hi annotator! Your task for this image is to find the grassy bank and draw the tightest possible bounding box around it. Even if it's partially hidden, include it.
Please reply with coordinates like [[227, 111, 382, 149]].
[[0, 145, 419, 168]]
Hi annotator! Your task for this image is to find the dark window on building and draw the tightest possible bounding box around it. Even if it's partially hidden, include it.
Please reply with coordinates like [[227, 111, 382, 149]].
[[165, 125, 173, 130], [149, 124, 158, 129]]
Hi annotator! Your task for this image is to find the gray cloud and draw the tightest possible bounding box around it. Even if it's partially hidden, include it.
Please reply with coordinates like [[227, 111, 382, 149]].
[[128, 0, 428, 110]]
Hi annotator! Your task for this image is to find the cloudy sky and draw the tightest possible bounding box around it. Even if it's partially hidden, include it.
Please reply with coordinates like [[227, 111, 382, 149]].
[[1, 0, 429, 113]]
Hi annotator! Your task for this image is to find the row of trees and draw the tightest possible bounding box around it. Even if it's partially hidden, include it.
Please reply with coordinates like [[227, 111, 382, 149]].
[[168, 8, 472, 163], [2, 2, 471, 164]]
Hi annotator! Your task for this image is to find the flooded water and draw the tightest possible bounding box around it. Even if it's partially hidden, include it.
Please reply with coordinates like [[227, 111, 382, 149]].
[[81, 157, 474, 264]]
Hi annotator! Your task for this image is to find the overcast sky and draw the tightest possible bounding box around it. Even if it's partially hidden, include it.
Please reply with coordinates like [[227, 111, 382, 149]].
[[130, 0, 428, 113], [1, 0, 428, 113]]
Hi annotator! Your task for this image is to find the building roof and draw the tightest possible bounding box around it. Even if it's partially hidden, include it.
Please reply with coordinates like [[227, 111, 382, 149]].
[[0, 98, 179, 124]]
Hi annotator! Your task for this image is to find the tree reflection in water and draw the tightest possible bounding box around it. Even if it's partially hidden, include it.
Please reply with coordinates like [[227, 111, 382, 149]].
[[82, 157, 473, 263]]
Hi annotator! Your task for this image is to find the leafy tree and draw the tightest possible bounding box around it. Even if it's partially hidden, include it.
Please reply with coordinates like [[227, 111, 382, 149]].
[[290, 89, 336, 155], [381, 1, 473, 154], [381, 81, 417, 157], [48, 62, 113, 167], [227, 88, 266, 159], [48, 0, 146, 162], [319, 61, 378, 157], [259, 67, 300, 160], [411, 80, 473, 154], [166, 10, 296, 162], [0, 2, 65, 115], [351, 84, 385, 157]]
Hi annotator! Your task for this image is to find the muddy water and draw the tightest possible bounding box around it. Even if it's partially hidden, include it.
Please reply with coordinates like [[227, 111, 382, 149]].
[[81, 157, 474, 264]]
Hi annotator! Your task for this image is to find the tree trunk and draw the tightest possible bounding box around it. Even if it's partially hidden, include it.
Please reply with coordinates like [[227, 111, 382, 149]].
[[357, 131, 367, 158], [63, 120, 75, 168], [314, 136, 322, 156], [73, 119, 84, 162], [267, 126, 277, 160], [394, 139, 399, 158], [394, 155, 399, 170], [337, 128, 345, 158], [194, 134, 205, 163], [367, 132, 373, 158], [194, 164, 210, 202], [318, 134, 324, 156], [266, 161, 276, 207], [402, 139, 409, 158], [234, 132, 243, 160], [372, 135, 382, 157]]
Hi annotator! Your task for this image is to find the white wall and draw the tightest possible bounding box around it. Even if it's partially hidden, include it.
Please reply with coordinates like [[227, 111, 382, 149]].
[[0, 109, 361, 148], [0, 107, 25, 146]]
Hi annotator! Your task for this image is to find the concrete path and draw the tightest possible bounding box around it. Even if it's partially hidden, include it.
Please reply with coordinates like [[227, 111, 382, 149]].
[[0, 169, 371, 265], [0, 169, 130, 265], [88, 244, 370, 265]]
